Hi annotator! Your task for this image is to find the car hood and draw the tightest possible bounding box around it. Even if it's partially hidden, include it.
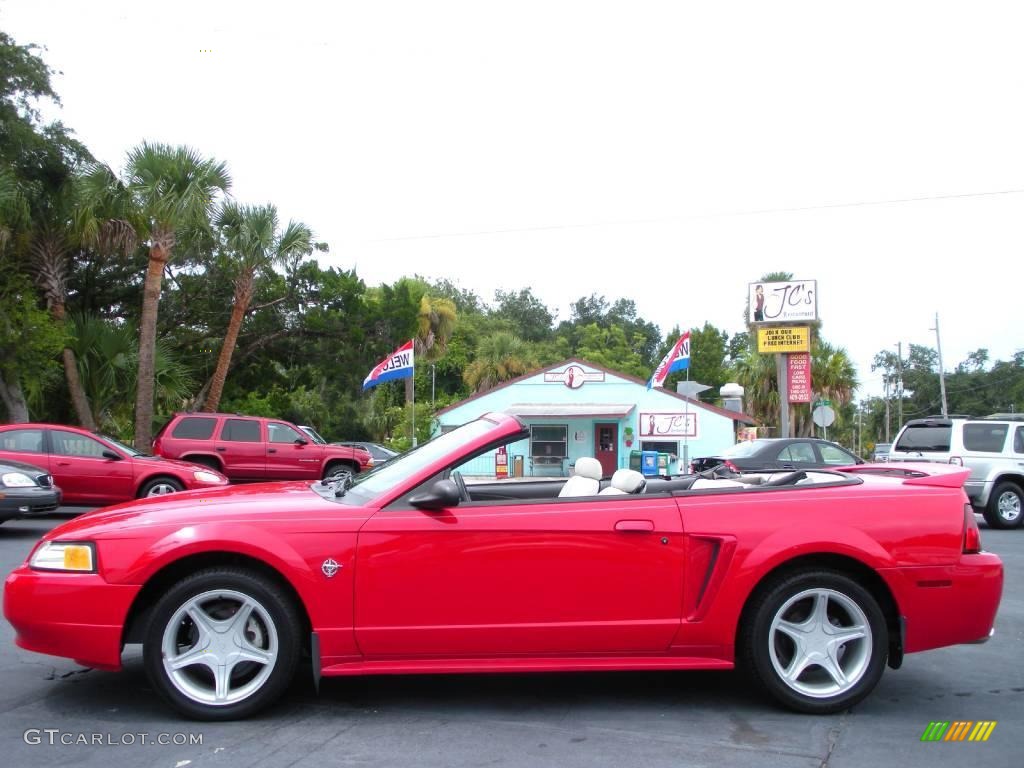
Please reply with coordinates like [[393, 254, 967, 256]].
[[0, 458, 51, 476], [39, 481, 346, 541]]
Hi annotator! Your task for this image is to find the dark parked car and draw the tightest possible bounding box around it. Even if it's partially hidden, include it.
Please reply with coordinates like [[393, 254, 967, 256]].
[[692, 438, 864, 473], [297, 427, 400, 464], [336, 441, 399, 463], [0, 458, 61, 524]]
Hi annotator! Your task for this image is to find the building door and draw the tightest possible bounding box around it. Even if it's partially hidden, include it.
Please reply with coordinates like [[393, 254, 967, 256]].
[[594, 423, 618, 477]]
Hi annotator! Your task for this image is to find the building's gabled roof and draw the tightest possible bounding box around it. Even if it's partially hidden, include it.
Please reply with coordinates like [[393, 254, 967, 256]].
[[435, 358, 758, 425]]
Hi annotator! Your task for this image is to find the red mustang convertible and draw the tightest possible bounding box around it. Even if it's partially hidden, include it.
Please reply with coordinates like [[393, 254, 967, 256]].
[[4, 413, 1002, 720]]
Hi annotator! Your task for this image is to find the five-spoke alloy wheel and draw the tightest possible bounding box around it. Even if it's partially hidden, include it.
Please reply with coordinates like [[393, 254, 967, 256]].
[[743, 570, 888, 714], [144, 568, 302, 720]]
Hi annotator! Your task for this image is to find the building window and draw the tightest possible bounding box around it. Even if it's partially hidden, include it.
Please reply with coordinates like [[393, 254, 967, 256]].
[[641, 440, 678, 457], [531, 425, 567, 458]]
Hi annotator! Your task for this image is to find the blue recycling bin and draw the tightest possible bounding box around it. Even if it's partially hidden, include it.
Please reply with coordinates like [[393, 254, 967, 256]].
[[640, 450, 659, 477]]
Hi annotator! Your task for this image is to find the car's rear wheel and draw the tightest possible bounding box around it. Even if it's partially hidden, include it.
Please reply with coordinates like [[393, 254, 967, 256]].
[[741, 570, 888, 714], [983, 482, 1023, 529], [140, 477, 185, 497], [143, 567, 302, 720]]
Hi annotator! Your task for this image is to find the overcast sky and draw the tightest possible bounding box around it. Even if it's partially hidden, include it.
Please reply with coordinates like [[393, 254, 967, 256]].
[[3, 0, 1021, 401]]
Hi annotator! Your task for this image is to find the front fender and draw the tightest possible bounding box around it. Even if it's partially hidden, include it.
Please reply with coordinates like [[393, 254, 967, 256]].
[[101, 522, 347, 631]]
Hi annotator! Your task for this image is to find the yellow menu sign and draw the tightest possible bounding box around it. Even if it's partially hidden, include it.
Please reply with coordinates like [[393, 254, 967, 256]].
[[757, 326, 810, 353]]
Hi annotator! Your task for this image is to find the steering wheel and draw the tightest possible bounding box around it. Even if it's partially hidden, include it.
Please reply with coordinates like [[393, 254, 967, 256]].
[[451, 470, 471, 503]]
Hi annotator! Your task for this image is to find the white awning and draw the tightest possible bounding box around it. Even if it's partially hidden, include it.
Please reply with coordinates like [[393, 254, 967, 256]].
[[504, 403, 636, 418]]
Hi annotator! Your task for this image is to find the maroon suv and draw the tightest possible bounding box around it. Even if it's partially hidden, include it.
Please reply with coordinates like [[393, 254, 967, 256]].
[[153, 413, 373, 482]]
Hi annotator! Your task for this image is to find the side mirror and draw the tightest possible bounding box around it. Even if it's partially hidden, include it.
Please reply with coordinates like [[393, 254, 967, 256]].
[[409, 479, 461, 511], [294, 438, 309, 446], [101, 450, 122, 461]]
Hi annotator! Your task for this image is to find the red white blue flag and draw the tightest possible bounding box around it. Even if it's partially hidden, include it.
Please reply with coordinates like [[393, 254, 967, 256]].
[[363, 340, 415, 390], [648, 332, 691, 389]]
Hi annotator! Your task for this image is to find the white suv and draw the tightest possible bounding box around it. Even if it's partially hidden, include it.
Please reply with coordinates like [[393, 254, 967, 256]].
[[889, 416, 1024, 529]]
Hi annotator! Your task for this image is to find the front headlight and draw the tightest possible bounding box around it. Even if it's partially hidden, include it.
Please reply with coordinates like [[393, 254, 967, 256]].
[[193, 470, 223, 483], [1, 472, 35, 488], [30, 541, 96, 572]]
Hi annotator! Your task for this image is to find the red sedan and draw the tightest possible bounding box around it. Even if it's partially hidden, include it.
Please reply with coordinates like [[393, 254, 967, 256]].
[[0, 423, 229, 504], [3, 413, 1002, 720]]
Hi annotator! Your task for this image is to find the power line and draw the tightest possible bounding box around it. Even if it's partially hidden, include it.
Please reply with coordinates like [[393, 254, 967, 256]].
[[363, 188, 1024, 243]]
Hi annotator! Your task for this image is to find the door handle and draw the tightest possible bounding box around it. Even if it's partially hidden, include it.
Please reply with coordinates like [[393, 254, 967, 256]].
[[782, 464, 794, 469], [57, 461, 71, 466], [216, 447, 226, 452], [268, 448, 277, 454], [615, 520, 655, 532]]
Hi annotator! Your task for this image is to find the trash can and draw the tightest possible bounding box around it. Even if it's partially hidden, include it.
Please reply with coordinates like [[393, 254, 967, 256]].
[[640, 450, 658, 477], [629, 450, 642, 472]]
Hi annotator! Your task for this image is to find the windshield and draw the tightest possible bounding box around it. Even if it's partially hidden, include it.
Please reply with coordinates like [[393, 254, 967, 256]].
[[721, 440, 767, 458], [342, 419, 503, 503], [300, 426, 327, 445], [101, 434, 143, 457]]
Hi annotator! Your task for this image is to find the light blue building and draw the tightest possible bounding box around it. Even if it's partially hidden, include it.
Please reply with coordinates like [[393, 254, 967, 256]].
[[434, 359, 757, 478]]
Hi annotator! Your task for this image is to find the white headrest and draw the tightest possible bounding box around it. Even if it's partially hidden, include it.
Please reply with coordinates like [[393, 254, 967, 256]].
[[610, 468, 645, 493], [573, 457, 603, 480]]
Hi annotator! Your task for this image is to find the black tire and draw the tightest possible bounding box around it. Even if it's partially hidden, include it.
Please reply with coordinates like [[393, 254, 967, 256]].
[[139, 476, 185, 498], [142, 566, 303, 721], [983, 482, 1024, 530], [323, 462, 356, 482], [740, 570, 888, 714]]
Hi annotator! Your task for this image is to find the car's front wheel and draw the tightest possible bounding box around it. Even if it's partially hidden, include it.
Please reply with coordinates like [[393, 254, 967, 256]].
[[741, 570, 888, 714], [983, 482, 1023, 529], [143, 567, 302, 720], [140, 477, 185, 497]]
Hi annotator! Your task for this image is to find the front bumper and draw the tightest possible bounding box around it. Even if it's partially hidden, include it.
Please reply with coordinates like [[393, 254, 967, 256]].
[[3, 566, 138, 670], [0, 487, 61, 521], [880, 552, 1003, 654]]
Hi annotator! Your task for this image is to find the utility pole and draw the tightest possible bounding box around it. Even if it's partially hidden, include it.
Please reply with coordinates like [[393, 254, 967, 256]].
[[930, 313, 948, 417], [884, 379, 891, 442], [896, 341, 903, 429], [856, 406, 862, 456]]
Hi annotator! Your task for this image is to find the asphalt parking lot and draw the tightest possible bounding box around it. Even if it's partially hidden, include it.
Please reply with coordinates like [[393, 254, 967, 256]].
[[1, 508, 1021, 768]]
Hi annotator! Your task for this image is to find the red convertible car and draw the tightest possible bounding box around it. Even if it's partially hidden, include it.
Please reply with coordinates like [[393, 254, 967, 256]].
[[3, 413, 1002, 720]]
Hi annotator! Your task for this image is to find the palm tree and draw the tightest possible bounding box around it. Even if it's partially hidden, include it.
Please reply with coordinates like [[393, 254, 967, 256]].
[[464, 331, 539, 392], [735, 345, 780, 432], [68, 313, 194, 433], [27, 169, 136, 430], [0, 168, 28, 252], [202, 203, 314, 413], [405, 295, 457, 403], [795, 340, 858, 437], [120, 143, 230, 449]]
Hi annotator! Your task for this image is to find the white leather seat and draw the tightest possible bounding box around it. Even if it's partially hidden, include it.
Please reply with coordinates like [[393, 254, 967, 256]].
[[558, 457, 602, 497], [598, 468, 647, 495]]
